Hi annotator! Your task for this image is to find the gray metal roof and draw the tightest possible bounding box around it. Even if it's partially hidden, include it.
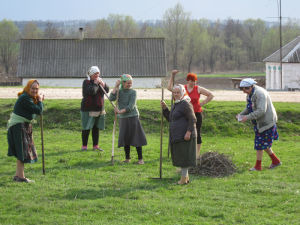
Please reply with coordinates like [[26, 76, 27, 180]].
[[263, 36, 300, 63], [17, 38, 166, 78]]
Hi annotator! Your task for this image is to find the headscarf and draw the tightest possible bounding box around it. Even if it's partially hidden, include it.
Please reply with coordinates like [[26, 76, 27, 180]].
[[87, 66, 100, 80], [239, 78, 257, 88], [120, 74, 133, 89], [173, 84, 191, 103], [18, 79, 39, 104]]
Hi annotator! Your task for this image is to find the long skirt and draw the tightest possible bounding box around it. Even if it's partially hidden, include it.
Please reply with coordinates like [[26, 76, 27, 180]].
[[7, 122, 38, 163], [171, 138, 196, 167], [118, 116, 147, 148], [81, 111, 105, 130]]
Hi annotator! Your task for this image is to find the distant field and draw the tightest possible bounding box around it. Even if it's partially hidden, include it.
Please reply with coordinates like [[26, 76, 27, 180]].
[[172, 72, 265, 79], [198, 72, 265, 78]]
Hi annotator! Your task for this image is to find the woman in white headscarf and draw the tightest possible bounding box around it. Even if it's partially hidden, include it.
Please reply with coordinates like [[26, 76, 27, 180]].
[[161, 84, 197, 184], [80, 66, 109, 151], [237, 78, 281, 171]]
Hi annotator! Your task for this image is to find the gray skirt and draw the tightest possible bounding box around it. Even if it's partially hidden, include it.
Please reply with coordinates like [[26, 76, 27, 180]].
[[118, 116, 147, 148]]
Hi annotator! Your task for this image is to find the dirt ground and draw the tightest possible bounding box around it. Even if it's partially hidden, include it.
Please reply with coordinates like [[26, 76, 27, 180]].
[[1, 87, 300, 102]]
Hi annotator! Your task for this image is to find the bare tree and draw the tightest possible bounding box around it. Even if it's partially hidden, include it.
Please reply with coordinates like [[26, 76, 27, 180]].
[[22, 22, 42, 39], [163, 3, 189, 69]]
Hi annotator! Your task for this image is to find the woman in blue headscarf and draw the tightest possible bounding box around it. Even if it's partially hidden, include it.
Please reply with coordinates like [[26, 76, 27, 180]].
[[109, 74, 147, 164]]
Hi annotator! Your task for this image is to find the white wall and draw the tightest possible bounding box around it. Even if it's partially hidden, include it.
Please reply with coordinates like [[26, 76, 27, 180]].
[[283, 64, 300, 89], [265, 63, 282, 90], [265, 62, 300, 90], [23, 77, 164, 88]]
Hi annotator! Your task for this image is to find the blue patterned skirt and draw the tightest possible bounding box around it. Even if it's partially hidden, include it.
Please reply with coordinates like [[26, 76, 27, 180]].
[[254, 125, 279, 150]]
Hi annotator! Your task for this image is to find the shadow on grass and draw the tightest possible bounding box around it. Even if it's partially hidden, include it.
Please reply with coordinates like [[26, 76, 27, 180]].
[[62, 178, 179, 200]]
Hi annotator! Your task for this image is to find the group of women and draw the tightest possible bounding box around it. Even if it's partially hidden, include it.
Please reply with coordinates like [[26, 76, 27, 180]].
[[6, 66, 281, 184]]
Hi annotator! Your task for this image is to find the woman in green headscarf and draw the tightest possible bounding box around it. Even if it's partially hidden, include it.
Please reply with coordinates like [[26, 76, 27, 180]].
[[109, 74, 147, 164]]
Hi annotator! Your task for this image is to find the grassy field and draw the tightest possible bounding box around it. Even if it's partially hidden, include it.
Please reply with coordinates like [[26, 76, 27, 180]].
[[0, 99, 299, 225]]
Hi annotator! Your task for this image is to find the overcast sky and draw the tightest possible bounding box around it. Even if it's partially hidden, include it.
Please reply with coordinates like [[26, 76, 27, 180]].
[[1, 0, 299, 22]]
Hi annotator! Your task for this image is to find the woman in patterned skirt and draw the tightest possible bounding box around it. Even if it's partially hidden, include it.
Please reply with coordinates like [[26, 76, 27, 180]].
[[237, 78, 281, 171], [7, 80, 44, 183]]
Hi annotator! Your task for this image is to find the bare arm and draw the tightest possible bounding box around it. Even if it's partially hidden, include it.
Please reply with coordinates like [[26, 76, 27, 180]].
[[167, 70, 179, 92], [198, 87, 214, 106]]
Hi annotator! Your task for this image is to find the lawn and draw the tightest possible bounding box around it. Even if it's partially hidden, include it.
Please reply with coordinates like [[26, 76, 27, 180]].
[[0, 99, 299, 225]]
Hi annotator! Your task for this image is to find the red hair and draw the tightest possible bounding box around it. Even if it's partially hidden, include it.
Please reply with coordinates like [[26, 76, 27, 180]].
[[186, 73, 197, 81]]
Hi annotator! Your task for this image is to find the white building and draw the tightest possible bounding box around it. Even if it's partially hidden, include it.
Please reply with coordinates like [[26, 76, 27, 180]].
[[263, 36, 300, 90]]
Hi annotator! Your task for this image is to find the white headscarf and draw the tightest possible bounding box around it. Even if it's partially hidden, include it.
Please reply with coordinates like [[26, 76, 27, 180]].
[[239, 78, 257, 87], [87, 66, 100, 80], [173, 84, 191, 103]]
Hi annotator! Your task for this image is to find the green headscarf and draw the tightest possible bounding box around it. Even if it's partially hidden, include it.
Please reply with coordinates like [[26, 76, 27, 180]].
[[120, 74, 133, 89]]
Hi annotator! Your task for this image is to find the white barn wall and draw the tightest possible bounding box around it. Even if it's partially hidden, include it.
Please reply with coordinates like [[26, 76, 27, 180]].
[[265, 63, 282, 90], [23, 77, 163, 88], [266, 64, 271, 89], [283, 64, 300, 89], [265, 62, 300, 90]]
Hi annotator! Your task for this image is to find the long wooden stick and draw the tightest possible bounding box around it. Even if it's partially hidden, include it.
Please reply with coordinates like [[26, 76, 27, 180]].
[[111, 89, 119, 164], [159, 87, 164, 178], [168, 75, 175, 158], [40, 114, 45, 175], [99, 84, 116, 109]]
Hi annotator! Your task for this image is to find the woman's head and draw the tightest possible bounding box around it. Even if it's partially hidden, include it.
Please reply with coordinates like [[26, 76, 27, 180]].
[[18, 79, 40, 103], [239, 78, 257, 94], [87, 66, 100, 80], [173, 84, 186, 101], [186, 73, 197, 87], [29, 82, 39, 97], [120, 74, 133, 89]]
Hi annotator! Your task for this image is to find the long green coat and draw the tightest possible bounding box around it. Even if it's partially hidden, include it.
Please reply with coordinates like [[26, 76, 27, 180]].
[[163, 100, 196, 167]]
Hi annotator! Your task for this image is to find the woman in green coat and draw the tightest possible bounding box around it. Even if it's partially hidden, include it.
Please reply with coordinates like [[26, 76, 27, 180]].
[[7, 80, 44, 183]]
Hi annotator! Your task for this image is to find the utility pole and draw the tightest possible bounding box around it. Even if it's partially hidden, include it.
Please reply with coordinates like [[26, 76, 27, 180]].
[[279, 0, 283, 89]]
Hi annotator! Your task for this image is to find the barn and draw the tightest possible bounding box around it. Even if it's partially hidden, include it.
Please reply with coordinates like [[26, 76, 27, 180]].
[[263, 36, 300, 90], [17, 37, 167, 88]]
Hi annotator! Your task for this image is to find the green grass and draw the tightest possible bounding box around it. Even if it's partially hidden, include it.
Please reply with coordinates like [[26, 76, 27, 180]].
[[0, 99, 299, 224]]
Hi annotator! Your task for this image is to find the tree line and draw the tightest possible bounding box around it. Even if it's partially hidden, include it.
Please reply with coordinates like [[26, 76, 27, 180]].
[[0, 3, 299, 76]]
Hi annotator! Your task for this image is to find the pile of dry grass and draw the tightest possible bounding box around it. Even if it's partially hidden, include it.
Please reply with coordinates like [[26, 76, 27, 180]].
[[189, 152, 236, 177]]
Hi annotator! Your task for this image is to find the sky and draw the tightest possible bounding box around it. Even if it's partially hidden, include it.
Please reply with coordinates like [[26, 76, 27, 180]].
[[1, 0, 300, 22]]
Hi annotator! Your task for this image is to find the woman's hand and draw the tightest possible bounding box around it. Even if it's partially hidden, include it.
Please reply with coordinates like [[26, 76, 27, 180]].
[[114, 107, 126, 114], [236, 114, 247, 122], [160, 100, 167, 109], [115, 80, 121, 88], [171, 69, 179, 76], [184, 131, 191, 141], [38, 93, 44, 102], [97, 78, 105, 87]]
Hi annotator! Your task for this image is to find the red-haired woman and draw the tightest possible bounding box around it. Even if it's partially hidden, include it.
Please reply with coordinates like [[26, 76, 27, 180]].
[[167, 70, 214, 160]]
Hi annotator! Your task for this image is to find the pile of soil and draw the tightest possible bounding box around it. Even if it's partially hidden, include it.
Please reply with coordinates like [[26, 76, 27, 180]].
[[189, 152, 236, 177]]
